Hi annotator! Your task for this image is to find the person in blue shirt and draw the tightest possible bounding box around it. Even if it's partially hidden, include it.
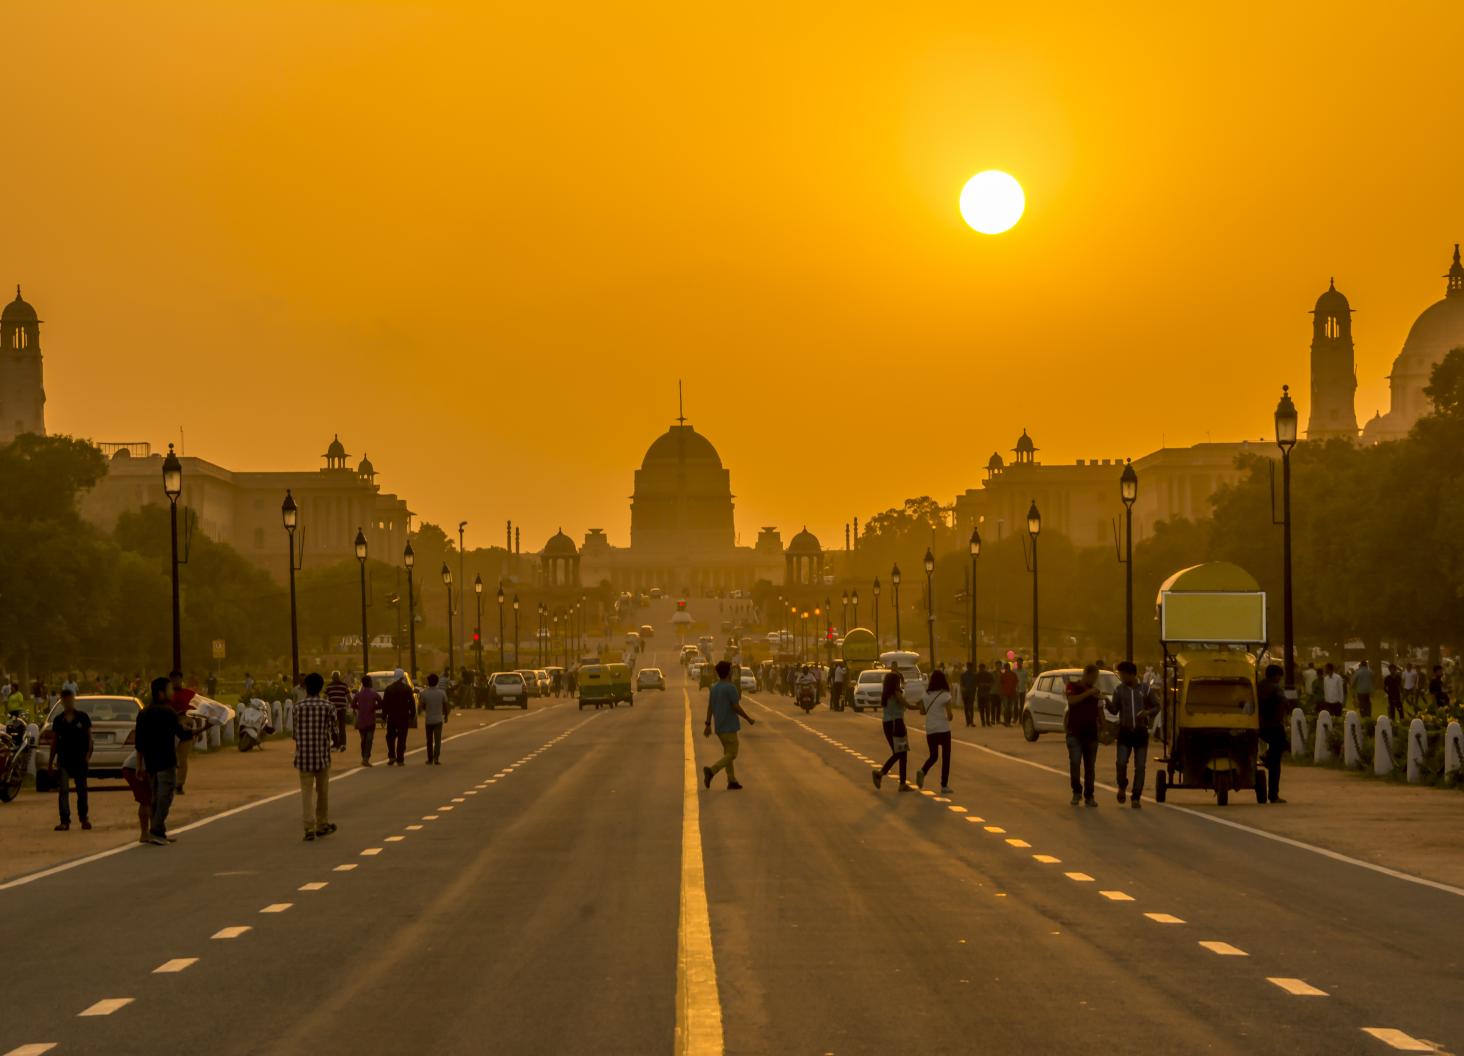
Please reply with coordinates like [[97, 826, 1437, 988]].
[[703, 660, 755, 790]]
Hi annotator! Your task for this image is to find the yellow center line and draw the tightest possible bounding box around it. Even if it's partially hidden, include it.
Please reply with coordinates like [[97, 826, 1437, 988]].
[[676, 688, 724, 1056]]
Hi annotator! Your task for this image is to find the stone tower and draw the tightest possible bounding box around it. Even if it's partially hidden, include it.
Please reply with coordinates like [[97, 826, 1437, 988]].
[[0, 286, 46, 442], [1307, 278, 1358, 440]]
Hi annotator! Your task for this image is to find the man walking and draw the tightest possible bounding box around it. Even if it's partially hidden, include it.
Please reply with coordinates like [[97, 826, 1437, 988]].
[[999, 662, 1018, 726], [1111, 662, 1157, 808], [976, 662, 995, 726], [381, 670, 415, 766], [135, 676, 193, 844], [703, 660, 755, 790], [1065, 665, 1103, 807], [959, 662, 978, 728], [1384, 662, 1405, 723], [352, 674, 381, 766], [419, 673, 449, 765], [47, 688, 93, 831], [1321, 662, 1346, 717], [1403, 663, 1420, 708], [293, 672, 336, 841], [325, 671, 351, 753], [1257, 663, 1287, 804], [1352, 660, 1374, 718]]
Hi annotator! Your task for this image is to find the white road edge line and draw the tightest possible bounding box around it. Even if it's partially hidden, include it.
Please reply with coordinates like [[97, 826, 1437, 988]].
[[0, 703, 561, 892], [676, 688, 724, 1056]]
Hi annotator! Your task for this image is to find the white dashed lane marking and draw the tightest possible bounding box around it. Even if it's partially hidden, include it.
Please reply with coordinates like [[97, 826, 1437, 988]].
[[1268, 978, 1327, 996], [385, 835, 405, 842], [1145, 913, 1185, 924], [333, 864, 358, 872], [360, 848, 382, 856], [1064, 872, 1095, 883], [1033, 854, 1061, 864], [1005, 839, 1031, 848], [78, 998, 133, 1017], [405, 824, 423, 831], [1100, 891, 1134, 902], [260, 903, 292, 914], [4, 1045, 58, 1056], [1361, 1028, 1436, 1051], [1199, 941, 1248, 956], [211, 926, 251, 940], [299, 882, 328, 891], [152, 958, 197, 973]]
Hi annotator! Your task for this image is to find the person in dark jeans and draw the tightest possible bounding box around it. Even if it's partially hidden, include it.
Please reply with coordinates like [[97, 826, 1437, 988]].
[[135, 676, 194, 844], [1064, 665, 1103, 807], [418, 673, 448, 765], [958, 663, 978, 728], [381, 670, 415, 766], [872, 670, 912, 790], [1110, 662, 1157, 808], [1257, 663, 1287, 804], [47, 689, 93, 831]]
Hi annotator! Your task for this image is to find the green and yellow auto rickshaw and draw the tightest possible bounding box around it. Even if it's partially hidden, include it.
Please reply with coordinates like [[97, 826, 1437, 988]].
[[607, 662, 634, 707], [577, 665, 615, 710]]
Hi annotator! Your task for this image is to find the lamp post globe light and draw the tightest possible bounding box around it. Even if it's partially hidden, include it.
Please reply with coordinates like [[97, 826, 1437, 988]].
[[161, 443, 183, 676], [473, 574, 485, 682], [968, 526, 981, 667], [496, 583, 507, 670], [512, 595, 521, 668], [1026, 501, 1041, 675], [403, 541, 418, 681], [441, 563, 454, 683], [891, 564, 902, 650], [841, 590, 849, 633], [1119, 459, 1138, 664], [923, 548, 936, 668], [852, 588, 860, 629], [354, 528, 369, 679], [1275, 384, 1299, 695], [282, 490, 300, 686]]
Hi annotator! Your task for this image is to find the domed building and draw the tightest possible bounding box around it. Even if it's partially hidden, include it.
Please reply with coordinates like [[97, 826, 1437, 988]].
[[0, 285, 46, 442], [1364, 245, 1464, 443], [564, 411, 786, 594]]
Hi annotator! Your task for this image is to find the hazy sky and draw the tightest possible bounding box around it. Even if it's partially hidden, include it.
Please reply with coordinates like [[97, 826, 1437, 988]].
[[16, 2, 1464, 551]]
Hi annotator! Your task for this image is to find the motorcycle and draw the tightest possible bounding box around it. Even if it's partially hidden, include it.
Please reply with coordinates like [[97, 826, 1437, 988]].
[[796, 683, 818, 713], [236, 698, 274, 752], [0, 712, 39, 802]]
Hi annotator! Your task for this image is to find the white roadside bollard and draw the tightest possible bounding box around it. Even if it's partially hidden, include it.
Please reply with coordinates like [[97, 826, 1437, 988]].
[[1374, 715, 1394, 777], [1314, 710, 1335, 763], [284, 699, 295, 734], [1343, 710, 1363, 769], [207, 723, 222, 751], [1290, 707, 1308, 759], [221, 717, 235, 745], [1407, 717, 1428, 784], [270, 700, 282, 734], [1446, 720, 1464, 781]]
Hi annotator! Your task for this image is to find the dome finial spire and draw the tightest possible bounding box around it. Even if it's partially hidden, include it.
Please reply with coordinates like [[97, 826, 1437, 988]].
[[1448, 243, 1464, 297], [676, 379, 687, 426]]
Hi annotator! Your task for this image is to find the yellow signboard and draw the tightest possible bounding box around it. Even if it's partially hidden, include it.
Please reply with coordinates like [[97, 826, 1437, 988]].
[[211, 639, 227, 660], [1160, 592, 1266, 644]]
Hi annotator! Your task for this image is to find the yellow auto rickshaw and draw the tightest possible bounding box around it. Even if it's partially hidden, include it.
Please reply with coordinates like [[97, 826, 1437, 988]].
[[577, 665, 614, 710], [1154, 562, 1269, 806], [606, 662, 634, 707]]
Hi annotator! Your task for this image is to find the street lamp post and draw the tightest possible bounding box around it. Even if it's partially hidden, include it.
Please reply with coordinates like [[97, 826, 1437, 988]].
[[457, 521, 467, 619], [513, 595, 520, 668], [841, 590, 849, 635], [162, 443, 183, 675], [354, 528, 369, 678], [442, 564, 454, 680], [1120, 460, 1138, 663], [497, 584, 506, 670], [852, 588, 860, 630], [538, 603, 546, 666], [1275, 385, 1299, 695], [891, 564, 902, 650], [552, 611, 560, 668], [404, 542, 418, 680], [1027, 501, 1042, 675], [282, 491, 300, 686], [968, 527, 981, 667], [923, 549, 936, 668], [473, 575, 484, 681], [873, 578, 882, 650]]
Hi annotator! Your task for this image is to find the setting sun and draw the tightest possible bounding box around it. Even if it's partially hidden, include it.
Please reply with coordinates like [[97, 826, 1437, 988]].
[[959, 170, 1025, 235]]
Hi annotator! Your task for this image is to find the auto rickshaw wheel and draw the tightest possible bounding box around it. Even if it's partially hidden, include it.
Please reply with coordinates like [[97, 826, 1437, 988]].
[[1215, 776, 1230, 806], [1155, 771, 1167, 803]]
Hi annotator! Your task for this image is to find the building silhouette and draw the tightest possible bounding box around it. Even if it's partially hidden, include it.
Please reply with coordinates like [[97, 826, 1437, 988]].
[[1364, 245, 1464, 442], [1307, 279, 1359, 440], [0, 286, 46, 442]]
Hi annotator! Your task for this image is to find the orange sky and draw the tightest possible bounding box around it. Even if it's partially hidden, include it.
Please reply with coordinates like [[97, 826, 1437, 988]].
[[14, 2, 1464, 551]]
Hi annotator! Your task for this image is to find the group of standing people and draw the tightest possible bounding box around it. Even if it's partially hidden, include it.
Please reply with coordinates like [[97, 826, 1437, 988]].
[[956, 659, 1027, 728]]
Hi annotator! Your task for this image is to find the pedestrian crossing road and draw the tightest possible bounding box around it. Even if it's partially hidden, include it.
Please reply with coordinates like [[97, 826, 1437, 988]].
[[2, 655, 1460, 1056]]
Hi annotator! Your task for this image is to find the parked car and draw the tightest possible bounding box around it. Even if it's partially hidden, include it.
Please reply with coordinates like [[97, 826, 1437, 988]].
[[637, 668, 666, 691], [36, 695, 142, 789], [1021, 668, 1120, 741], [533, 670, 552, 696], [514, 670, 542, 698], [488, 672, 528, 709], [851, 668, 889, 713]]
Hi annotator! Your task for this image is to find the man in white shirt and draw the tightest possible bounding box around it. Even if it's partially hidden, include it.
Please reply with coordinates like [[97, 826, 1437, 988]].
[[1321, 663, 1346, 715], [1402, 663, 1420, 707]]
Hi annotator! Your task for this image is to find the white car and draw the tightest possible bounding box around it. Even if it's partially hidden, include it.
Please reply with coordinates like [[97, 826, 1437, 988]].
[[880, 652, 927, 705], [739, 671, 757, 693], [36, 695, 142, 788], [637, 668, 666, 691], [852, 669, 888, 713], [1021, 668, 1120, 740], [488, 672, 528, 709], [688, 660, 704, 682]]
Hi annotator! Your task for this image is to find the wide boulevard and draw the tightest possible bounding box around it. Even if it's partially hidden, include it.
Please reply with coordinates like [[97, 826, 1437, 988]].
[[2, 604, 1460, 1056]]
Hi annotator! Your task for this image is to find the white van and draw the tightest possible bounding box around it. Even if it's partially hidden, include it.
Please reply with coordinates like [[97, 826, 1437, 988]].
[[879, 651, 927, 705]]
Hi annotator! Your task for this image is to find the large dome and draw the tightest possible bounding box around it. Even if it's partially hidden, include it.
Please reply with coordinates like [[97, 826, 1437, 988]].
[[1396, 294, 1464, 373], [640, 425, 723, 469]]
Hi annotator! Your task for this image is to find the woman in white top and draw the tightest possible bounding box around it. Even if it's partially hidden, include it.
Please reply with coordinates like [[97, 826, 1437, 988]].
[[916, 669, 955, 793]]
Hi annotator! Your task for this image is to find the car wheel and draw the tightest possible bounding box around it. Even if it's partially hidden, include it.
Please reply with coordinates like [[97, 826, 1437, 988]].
[[1021, 712, 1039, 742]]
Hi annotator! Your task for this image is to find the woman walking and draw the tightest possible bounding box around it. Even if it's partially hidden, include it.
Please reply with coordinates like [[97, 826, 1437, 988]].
[[873, 670, 912, 791], [916, 669, 954, 793]]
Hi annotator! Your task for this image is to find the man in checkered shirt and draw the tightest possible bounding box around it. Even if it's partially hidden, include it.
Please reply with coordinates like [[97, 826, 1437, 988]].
[[294, 672, 337, 841]]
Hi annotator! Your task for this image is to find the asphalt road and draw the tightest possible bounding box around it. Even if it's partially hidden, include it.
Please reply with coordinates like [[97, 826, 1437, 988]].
[[3, 638, 1461, 1056]]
